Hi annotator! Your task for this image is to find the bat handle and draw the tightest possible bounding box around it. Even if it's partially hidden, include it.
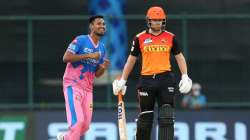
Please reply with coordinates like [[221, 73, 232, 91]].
[[118, 92, 123, 102]]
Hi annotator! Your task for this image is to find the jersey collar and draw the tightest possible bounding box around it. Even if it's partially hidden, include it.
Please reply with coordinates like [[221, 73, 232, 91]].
[[146, 29, 165, 36], [88, 35, 99, 48]]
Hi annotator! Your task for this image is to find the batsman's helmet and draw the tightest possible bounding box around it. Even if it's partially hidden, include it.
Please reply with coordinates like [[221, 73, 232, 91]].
[[146, 6, 166, 29], [146, 6, 166, 20]]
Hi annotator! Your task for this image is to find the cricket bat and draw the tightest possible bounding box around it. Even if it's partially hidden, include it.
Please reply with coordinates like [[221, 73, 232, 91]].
[[117, 91, 128, 140]]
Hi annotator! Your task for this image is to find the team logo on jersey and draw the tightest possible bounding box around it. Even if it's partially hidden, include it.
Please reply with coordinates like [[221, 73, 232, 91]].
[[69, 44, 77, 51], [161, 39, 167, 43], [143, 38, 152, 44]]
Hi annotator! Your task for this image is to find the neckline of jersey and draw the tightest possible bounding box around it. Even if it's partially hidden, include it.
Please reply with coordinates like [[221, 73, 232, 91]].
[[88, 35, 99, 48], [146, 29, 165, 37]]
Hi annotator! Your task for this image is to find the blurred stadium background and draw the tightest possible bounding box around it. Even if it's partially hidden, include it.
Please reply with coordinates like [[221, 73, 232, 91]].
[[0, 0, 250, 140]]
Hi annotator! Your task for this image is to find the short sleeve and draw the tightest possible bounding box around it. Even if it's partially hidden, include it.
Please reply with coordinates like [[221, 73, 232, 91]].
[[67, 37, 81, 54], [130, 36, 141, 56], [171, 37, 182, 55]]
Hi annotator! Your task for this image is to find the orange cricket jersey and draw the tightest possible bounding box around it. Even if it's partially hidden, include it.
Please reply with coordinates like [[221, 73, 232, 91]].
[[130, 30, 178, 75]]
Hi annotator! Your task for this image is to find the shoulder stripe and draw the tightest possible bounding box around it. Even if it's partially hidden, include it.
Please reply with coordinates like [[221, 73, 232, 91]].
[[136, 30, 146, 37], [164, 30, 175, 36]]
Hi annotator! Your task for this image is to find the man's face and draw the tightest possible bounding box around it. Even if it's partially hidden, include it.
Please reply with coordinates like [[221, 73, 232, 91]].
[[90, 18, 106, 36], [149, 19, 165, 31], [192, 88, 200, 96]]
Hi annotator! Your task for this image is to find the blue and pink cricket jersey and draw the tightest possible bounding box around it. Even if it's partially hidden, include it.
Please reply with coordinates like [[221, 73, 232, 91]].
[[62, 35, 106, 140]]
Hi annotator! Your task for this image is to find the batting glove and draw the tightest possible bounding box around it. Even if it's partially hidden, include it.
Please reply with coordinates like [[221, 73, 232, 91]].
[[112, 79, 127, 96], [179, 74, 192, 94]]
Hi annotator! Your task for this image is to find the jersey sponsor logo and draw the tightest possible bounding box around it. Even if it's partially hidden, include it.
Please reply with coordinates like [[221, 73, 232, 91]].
[[130, 46, 135, 52], [143, 38, 152, 44], [81, 48, 100, 65], [84, 48, 94, 53], [144, 45, 170, 52], [138, 91, 148, 96], [168, 87, 175, 92], [81, 58, 99, 66]]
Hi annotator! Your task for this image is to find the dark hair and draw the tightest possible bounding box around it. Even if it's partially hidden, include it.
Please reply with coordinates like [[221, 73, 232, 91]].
[[89, 15, 104, 24]]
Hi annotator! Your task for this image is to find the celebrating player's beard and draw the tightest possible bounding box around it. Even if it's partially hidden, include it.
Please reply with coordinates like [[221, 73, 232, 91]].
[[94, 27, 106, 36]]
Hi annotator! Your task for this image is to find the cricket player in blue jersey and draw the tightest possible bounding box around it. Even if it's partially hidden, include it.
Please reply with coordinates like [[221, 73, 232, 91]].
[[57, 15, 110, 140]]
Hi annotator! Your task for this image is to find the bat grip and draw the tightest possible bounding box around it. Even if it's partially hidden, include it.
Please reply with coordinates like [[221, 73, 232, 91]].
[[118, 92, 123, 102]]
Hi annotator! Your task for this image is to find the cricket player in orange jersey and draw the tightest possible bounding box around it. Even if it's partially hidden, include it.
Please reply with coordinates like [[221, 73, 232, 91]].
[[113, 6, 192, 140]]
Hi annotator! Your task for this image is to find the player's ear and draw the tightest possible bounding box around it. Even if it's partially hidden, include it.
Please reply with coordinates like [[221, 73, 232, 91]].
[[89, 23, 93, 31]]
